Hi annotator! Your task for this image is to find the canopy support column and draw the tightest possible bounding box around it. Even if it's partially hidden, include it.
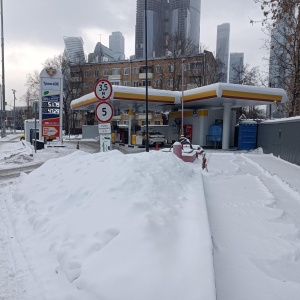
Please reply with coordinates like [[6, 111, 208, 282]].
[[222, 103, 232, 150]]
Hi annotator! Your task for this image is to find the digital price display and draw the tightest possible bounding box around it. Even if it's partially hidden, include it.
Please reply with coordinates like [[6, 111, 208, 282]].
[[42, 108, 60, 114], [42, 101, 60, 108], [42, 95, 60, 116]]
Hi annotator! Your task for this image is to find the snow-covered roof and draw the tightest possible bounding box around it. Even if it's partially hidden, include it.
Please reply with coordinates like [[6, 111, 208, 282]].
[[71, 83, 287, 111]]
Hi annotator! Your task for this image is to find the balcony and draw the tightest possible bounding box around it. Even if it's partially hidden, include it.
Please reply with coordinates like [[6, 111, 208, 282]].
[[135, 113, 152, 120], [112, 115, 121, 121], [139, 72, 153, 80], [108, 74, 121, 81]]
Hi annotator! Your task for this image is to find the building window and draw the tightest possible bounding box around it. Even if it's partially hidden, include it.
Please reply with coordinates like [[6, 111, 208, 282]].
[[111, 81, 120, 86], [156, 65, 162, 73], [168, 79, 173, 87], [133, 67, 139, 75], [190, 77, 200, 85], [94, 70, 99, 77], [189, 62, 202, 70], [142, 80, 151, 87], [168, 64, 174, 72], [124, 68, 130, 75], [133, 81, 139, 87], [124, 81, 129, 86], [103, 69, 109, 76], [142, 120, 150, 125], [83, 83, 88, 90], [155, 121, 160, 125], [123, 120, 129, 125], [84, 70, 89, 77], [112, 68, 120, 75], [155, 79, 161, 88]]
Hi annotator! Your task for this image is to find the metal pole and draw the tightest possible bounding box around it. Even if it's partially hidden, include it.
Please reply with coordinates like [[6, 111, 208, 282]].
[[0, 0, 6, 137], [12, 89, 16, 133], [145, 0, 149, 152], [181, 59, 185, 136], [34, 101, 37, 153]]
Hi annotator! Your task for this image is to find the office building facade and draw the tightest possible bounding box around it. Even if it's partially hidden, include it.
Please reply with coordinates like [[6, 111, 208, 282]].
[[63, 37, 86, 65], [229, 53, 244, 84], [216, 23, 230, 83], [109, 31, 125, 61], [135, 0, 201, 59]]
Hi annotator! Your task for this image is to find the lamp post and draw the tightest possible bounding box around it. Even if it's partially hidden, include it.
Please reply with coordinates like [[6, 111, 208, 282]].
[[34, 100, 38, 153], [12, 89, 16, 133], [0, 0, 6, 138], [145, 0, 149, 152], [181, 58, 185, 136]]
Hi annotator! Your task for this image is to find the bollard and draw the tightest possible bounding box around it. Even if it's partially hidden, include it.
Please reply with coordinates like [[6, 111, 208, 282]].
[[173, 142, 182, 159], [156, 142, 159, 151], [76, 141, 79, 149]]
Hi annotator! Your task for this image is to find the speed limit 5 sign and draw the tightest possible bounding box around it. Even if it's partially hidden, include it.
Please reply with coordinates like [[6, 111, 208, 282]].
[[95, 101, 114, 123], [94, 79, 112, 101]]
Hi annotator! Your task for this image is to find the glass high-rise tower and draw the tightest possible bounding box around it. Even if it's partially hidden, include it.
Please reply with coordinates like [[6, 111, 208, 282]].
[[216, 23, 230, 83], [135, 0, 201, 59]]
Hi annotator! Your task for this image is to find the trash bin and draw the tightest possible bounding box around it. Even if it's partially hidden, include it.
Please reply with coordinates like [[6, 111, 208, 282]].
[[32, 139, 45, 150]]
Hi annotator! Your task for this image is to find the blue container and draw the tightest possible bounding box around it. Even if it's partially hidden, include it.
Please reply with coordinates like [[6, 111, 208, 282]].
[[238, 121, 257, 150], [209, 124, 222, 142]]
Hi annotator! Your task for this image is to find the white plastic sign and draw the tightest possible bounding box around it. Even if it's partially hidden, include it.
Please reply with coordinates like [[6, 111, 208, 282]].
[[94, 79, 112, 101], [95, 101, 114, 123]]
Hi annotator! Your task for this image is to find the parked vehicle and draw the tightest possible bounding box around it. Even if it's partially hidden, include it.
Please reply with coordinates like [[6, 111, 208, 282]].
[[142, 131, 166, 146]]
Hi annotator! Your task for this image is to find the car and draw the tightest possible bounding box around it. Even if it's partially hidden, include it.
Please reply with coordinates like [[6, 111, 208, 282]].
[[142, 131, 166, 146]]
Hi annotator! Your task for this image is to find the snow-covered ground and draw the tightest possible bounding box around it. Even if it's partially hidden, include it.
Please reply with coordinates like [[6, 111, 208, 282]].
[[1, 134, 300, 300]]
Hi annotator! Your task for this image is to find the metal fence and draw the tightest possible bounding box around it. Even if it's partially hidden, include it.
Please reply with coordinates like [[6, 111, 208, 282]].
[[257, 119, 300, 166]]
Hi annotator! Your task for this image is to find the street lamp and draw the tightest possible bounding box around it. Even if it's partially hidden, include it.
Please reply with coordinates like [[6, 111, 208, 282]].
[[181, 58, 185, 136], [0, 0, 6, 138], [145, 0, 149, 152], [12, 89, 16, 133]]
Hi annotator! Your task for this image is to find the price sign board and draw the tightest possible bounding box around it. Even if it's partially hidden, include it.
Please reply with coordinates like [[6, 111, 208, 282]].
[[94, 79, 112, 101], [39, 67, 63, 139], [95, 101, 114, 123]]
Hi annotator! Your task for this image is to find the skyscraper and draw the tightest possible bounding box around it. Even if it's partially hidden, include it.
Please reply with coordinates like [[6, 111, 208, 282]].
[[229, 53, 244, 84], [135, 0, 201, 59], [63, 37, 86, 65], [216, 23, 230, 83], [269, 15, 290, 89], [109, 31, 125, 61]]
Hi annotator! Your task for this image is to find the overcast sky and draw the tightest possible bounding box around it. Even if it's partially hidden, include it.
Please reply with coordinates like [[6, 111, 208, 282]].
[[3, 0, 269, 108]]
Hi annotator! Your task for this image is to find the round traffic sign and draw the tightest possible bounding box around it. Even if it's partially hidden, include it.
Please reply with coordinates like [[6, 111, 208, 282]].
[[94, 79, 113, 101], [95, 101, 114, 123]]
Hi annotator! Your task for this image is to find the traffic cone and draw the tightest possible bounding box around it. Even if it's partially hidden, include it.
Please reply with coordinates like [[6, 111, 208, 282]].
[[156, 142, 159, 151], [76, 141, 79, 150]]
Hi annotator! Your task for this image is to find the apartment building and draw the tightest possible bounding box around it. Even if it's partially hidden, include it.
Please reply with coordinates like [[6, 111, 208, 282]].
[[72, 51, 216, 95]]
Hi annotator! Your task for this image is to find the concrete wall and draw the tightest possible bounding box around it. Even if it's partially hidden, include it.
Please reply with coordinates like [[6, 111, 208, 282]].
[[257, 119, 300, 166], [82, 125, 98, 139]]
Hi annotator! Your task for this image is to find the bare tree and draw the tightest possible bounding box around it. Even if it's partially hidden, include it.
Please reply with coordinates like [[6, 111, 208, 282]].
[[252, 0, 300, 116], [22, 54, 85, 134], [161, 32, 200, 91]]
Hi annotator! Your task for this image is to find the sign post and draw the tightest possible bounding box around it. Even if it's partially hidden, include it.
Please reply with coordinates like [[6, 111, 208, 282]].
[[94, 79, 112, 101], [98, 124, 112, 152], [94, 80, 113, 152], [39, 67, 63, 143]]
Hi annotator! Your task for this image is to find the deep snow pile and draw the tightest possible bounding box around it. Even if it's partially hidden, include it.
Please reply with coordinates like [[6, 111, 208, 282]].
[[9, 150, 215, 300]]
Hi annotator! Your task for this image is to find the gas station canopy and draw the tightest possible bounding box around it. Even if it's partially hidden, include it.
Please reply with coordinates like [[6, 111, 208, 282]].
[[71, 82, 287, 112]]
